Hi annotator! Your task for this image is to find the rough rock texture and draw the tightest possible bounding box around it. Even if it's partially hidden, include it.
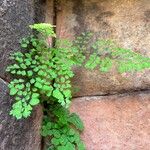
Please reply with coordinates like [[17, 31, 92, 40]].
[[0, 0, 33, 79], [35, 0, 46, 23], [0, 0, 45, 149], [51, 0, 150, 96], [71, 91, 150, 150], [0, 0, 46, 79], [0, 79, 43, 150], [45, 0, 54, 24], [45, 0, 54, 47]]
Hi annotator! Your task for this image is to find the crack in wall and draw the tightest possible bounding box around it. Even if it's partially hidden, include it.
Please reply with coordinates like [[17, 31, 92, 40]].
[[41, 0, 57, 149], [52, 0, 57, 46], [74, 88, 150, 99]]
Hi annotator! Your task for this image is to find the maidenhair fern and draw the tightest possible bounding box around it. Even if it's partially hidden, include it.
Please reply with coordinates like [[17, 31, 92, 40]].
[[41, 105, 85, 150], [6, 23, 150, 150]]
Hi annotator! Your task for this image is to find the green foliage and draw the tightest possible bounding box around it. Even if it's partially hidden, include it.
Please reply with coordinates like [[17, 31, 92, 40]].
[[41, 105, 85, 150], [7, 23, 150, 149], [113, 48, 150, 73], [29, 23, 56, 37], [85, 39, 150, 73]]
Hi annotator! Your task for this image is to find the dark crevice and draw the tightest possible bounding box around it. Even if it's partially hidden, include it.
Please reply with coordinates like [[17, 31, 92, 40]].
[[53, 0, 57, 32], [52, 0, 58, 47], [34, 0, 46, 23], [73, 88, 150, 99], [41, 0, 58, 150]]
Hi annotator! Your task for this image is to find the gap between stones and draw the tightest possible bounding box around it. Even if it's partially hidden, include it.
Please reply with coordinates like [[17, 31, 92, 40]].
[[41, 1, 58, 149], [73, 88, 150, 99]]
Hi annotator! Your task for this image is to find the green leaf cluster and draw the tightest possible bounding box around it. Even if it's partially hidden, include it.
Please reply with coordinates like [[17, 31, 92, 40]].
[[113, 48, 150, 73], [29, 23, 56, 37], [85, 39, 150, 73], [6, 23, 150, 149], [41, 105, 85, 150]]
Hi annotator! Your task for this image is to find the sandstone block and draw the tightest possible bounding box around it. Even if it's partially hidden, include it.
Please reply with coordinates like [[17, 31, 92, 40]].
[[53, 0, 150, 96], [71, 92, 150, 150]]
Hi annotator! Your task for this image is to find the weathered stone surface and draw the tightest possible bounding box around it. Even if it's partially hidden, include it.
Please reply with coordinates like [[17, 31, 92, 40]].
[[35, 0, 46, 23], [71, 92, 150, 150], [0, 0, 45, 149], [0, 79, 43, 150], [44, 0, 54, 47], [0, 0, 46, 79], [45, 0, 54, 24], [0, 0, 33, 79], [53, 0, 150, 96]]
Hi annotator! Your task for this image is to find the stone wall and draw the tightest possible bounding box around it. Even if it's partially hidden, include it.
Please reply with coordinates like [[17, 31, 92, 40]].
[[52, 0, 150, 97], [0, 79, 42, 150], [71, 91, 150, 150], [0, 0, 150, 149], [46, 0, 150, 149], [0, 0, 45, 149]]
